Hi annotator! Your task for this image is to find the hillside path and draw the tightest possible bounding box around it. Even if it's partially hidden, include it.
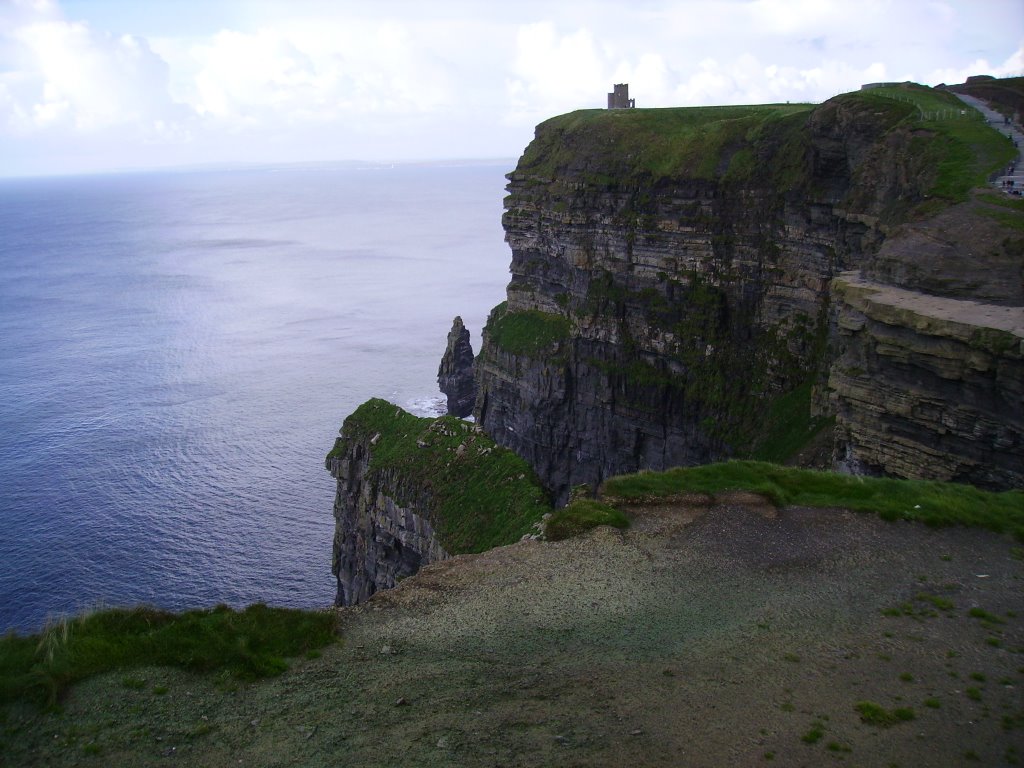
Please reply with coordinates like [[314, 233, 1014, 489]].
[[955, 92, 1023, 191]]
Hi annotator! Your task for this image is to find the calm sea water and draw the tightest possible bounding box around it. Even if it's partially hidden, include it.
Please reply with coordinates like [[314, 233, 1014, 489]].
[[0, 161, 513, 634]]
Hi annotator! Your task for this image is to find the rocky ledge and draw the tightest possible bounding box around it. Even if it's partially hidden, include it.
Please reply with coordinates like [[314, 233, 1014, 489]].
[[830, 272, 1023, 488]]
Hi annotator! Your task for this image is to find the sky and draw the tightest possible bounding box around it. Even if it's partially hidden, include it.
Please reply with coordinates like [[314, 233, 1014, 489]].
[[0, 0, 1021, 177]]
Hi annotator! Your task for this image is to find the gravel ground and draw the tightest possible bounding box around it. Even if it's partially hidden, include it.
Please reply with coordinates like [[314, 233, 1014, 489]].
[[3, 496, 1023, 767]]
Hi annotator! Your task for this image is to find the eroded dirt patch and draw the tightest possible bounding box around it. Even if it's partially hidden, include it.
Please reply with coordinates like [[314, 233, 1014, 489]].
[[4, 501, 1022, 767]]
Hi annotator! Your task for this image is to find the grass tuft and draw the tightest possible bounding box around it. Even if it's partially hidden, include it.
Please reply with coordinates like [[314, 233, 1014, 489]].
[[855, 700, 915, 726], [544, 499, 629, 542], [801, 721, 825, 744]]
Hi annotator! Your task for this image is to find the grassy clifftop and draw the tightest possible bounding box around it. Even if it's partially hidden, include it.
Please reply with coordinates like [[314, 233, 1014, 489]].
[[518, 102, 814, 182], [515, 82, 1016, 217], [4, 463, 1022, 766]]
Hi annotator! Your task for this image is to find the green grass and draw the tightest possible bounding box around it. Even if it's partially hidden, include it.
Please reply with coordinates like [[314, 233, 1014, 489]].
[[0, 604, 337, 708], [327, 399, 551, 553], [881, 593, 955, 620], [600, 460, 1024, 539], [855, 700, 915, 726], [516, 84, 1012, 224], [484, 302, 572, 357], [801, 720, 825, 744], [977, 196, 1024, 231], [517, 85, 1011, 212], [545, 499, 629, 542], [969, 608, 1006, 625], [917, 593, 955, 612]]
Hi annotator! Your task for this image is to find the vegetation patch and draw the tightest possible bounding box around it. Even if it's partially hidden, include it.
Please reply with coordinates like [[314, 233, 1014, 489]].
[[328, 399, 551, 553], [0, 604, 336, 708], [977, 205, 1024, 231], [855, 700, 915, 726], [544, 499, 629, 542], [883, 592, 957, 620], [800, 720, 825, 744], [485, 302, 572, 357], [601, 460, 1024, 539], [747, 380, 834, 464]]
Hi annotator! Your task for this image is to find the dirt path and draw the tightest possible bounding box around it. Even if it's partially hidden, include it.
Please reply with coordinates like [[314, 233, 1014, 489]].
[[4, 499, 1023, 767], [955, 92, 1023, 190]]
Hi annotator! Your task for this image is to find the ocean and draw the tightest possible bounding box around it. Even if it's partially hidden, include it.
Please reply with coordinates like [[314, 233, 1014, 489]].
[[0, 160, 514, 634]]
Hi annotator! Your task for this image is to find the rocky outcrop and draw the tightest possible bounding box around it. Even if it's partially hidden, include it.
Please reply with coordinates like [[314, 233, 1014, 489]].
[[465, 84, 1023, 500], [327, 432, 447, 606], [437, 316, 476, 417], [326, 399, 550, 606]]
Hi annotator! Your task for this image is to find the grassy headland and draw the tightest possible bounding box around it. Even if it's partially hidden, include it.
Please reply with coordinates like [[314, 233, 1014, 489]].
[[518, 102, 815, 182], [516, 82, 1016, 220], [861, 83, 1016, 204], [327, 398, 551, 553]]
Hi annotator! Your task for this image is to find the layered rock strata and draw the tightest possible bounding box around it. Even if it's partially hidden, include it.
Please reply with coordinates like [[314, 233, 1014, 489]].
[[437, 316, 476, 417], [830, 273, 1023, 489], [328, 435, 447, 606]]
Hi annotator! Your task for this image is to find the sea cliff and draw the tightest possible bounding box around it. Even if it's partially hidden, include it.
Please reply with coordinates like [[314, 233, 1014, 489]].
[[327, 81, 1022, 605], [471, 84, 1022, 501]]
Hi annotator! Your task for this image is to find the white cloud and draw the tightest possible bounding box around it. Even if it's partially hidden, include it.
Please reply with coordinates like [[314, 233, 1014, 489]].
[[926, 44, 1024, 87], [185, 20, 457, 125], [505, 21, 897, 115], [506, 22, 609, 121], [0, 0, 1022, 175], [8, 17, 179, 132]]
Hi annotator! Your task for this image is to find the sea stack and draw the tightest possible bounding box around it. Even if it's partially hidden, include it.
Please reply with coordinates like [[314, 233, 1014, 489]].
[[437, 316, 476, 417]]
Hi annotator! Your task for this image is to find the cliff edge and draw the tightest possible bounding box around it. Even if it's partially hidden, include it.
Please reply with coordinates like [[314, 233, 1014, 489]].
[[325, 399, 549, 605]]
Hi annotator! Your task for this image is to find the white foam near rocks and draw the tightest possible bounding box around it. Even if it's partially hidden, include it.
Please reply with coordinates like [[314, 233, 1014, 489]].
[[405, 395, 447, 418]]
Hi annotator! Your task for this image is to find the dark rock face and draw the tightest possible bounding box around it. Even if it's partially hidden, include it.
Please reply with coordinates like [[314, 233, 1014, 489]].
[[327, 437, 446, 606], [437, 316, 476, 417], [470, 92, 1023, 501]]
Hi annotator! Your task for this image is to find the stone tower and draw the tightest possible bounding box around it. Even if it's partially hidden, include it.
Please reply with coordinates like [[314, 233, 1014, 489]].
[[607, 83, 635, 109]]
